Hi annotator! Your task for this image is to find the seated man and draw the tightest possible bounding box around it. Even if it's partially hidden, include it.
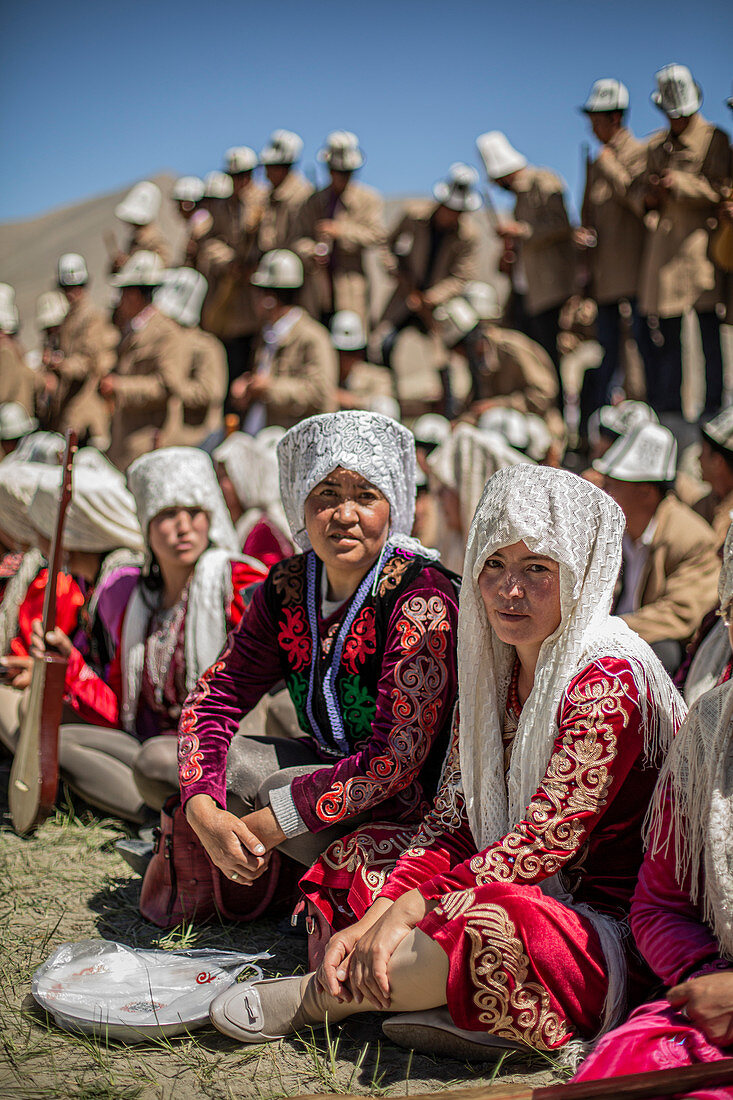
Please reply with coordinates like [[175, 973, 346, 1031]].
[[594, 421, 719, 673], [695, 407, 733, 549], [329, 311, 395, 415]]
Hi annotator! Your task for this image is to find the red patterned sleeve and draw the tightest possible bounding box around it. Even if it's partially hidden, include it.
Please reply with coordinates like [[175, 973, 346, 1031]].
[[415, 658, 649, 900], [227, 559, 268, 625], [178, 582, 283, 808], [10, 571, 85, 656], [289, 568, 459, 833]]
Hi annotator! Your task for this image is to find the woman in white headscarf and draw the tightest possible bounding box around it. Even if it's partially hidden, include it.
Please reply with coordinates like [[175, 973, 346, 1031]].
[[212, 431, 294, 567], [207, 464, 684, 1065], [27, 447, 265, 823], [179, 410, 460, 877], [572, 523, 733, 1084]]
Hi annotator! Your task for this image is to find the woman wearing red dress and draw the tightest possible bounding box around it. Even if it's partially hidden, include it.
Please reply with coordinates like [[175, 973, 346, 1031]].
[[208, 464, 684, 1068]]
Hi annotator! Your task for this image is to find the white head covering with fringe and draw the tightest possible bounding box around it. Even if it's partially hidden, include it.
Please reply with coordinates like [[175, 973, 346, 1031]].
[[648, 521, 733, 957], [277, 410, 435, 560], [455, 465, 685, 1041], [119, 446, 259, 733], [212, 432, 291, 547], [29, 464, 144, 554]]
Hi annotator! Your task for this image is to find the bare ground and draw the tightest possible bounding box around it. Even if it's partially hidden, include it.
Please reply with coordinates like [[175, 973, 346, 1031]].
[[0, 761, 566, 1100]]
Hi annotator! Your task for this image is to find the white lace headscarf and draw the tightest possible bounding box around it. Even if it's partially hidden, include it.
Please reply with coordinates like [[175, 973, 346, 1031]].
[[212, 432, 291, 546], [29, 465, 144, 554], [648, 521, 733, 957], [277, 411, 434, 558], [0, 461, 48, 547], [458, 465, 685, 1036]]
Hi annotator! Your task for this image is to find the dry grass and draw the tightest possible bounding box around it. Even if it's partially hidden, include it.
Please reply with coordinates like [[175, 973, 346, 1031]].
[[0, 760, 563, 1099]]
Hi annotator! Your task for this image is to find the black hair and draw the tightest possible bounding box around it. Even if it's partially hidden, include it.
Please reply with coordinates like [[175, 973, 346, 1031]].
[[702, 432, 733, 474], [273, 287, 300, 307]]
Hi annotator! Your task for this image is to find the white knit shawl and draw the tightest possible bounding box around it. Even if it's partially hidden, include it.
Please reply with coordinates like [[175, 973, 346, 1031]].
[[456, 465, 685, 1035]]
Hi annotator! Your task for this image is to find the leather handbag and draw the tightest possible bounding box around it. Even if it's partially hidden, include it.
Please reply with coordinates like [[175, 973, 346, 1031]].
[[139, 798, 297, 929]]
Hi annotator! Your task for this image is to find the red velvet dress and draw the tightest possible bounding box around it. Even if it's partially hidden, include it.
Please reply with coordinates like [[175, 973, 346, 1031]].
[[301, 656, 668, 1051], [11, 568, 85, 656]]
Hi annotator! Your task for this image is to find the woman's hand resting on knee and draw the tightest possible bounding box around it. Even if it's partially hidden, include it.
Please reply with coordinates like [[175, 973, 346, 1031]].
[[316, 898, 394, 1002], [668, 972, 733, 1046], [347, 889, 437, 1010], [185, 794, 271, 883]]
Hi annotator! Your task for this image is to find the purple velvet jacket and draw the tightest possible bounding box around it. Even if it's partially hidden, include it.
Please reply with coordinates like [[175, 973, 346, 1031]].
[[178, 551, 459, 833]]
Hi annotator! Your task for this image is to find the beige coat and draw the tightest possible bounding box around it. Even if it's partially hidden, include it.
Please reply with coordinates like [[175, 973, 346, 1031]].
[[110, 223, 172, 273], [258, 171, 313, 253], [339, 359, 394, 409], [477, 324, 558, 415], [52, 296, 118, 442], [252, 310, 337, 429], [512, 167, 575, 315], [581, 128, 648, 304], [161, 327, 227, 447], [693, 486, 733, 549], [0, 337, 36, 415], [636, 113, 731, 317], [107, 308, 191, 470], [198, 184, 267, 339], [380, 200, 479, 328], [621, 493, 719, 645], [294, 182, 384, 324]]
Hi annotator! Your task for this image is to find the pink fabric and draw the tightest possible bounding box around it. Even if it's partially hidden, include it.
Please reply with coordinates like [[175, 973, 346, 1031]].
[[572, 1000, 733, 1097], [242, 517, 293, 570]]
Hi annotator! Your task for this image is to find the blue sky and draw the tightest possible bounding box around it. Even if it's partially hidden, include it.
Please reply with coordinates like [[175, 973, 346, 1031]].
[[2, 0, 731, 223]]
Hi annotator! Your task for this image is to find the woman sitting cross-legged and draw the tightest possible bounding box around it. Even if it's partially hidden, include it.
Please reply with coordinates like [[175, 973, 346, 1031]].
[[572, 523, 733, 1085], [27, 447, 266, 823], [179, 410, 459, 876], [208, 464, 684, 1066]]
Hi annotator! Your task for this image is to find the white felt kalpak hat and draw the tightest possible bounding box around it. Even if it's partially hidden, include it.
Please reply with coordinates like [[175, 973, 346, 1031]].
[[330, 310, 366, 351], [260, 130, 303, 166], [582, 78, 630, 113], [225, 147, 257, 174], [433, 163, 481, 211], [154, 268, 208, 327], [203, 170, 234, 198], [251, 249, 303, 289], [412, 414, 451, 449], [433, 297, 481, 348], [476, 131, 527, 179], [57, 252, 88, 287], [464, 281, 502, 320], [651, 63, 702, 118], [36, 291, 69, 330], [477, 407, 552, 462], [0, 402, 38, 440], [110, 251, 165, 288], [593, 422, 677, 483], [172, 176, 205, 203], [317, 131, 364, 172], [115, 181, 162, 225], [0, 284, 20, 334], [702, 407, 733, 454], [592, 400, 659, 443]]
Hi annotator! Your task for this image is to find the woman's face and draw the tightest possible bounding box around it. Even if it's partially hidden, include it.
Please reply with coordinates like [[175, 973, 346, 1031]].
[[478, 540, 562, 650], [304, 467, 390, 575], [148, 507, 210, 572]]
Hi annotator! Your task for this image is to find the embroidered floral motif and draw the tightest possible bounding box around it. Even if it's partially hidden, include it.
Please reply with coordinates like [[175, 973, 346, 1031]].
[[288, 673, 310, 731], [400, 707, 465, 857], [377, 553, 411, 598], [471, 674, 628, 885], [314, 594, 451, 823], [278, 606, 311, 671], [321, 825, 416, 899], [339, 677, 376, 742], [177, 655, 227, 786], [342, 607, 377, 675], [178, 731, 204, 785], [437, 894, 572, 1050], [271, 556, 304, 607]]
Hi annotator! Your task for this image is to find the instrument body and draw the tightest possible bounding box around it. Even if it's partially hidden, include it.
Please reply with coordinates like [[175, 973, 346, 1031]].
[[10, 431, 77, 835]]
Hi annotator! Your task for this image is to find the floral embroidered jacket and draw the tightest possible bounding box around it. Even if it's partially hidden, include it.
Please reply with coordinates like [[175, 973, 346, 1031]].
[[377, 657, 663, 919], [630, 792, 733, 987], [178, 549, 459, 833], [61, 561, 263, 734]]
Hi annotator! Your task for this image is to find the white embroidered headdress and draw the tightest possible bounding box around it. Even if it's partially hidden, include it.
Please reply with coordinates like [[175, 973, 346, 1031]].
[[277, 411, 425, 555], [0, 461, 48, 547], [457, 465, 685, 1036], [30, 464, 144, 554], [648, 521, 733, 958], [126, 447, 238, 562]]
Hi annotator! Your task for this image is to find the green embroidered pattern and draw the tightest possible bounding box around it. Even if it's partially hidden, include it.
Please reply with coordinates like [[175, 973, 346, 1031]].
[[287, 673, 310, 732], [339, 677, 376, 743]]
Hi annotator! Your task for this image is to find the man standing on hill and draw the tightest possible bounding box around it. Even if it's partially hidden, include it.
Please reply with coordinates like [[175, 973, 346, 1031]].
[[43, 253, 118, 447], [477, 131, 575, 401], [109, 181, 172, 273]]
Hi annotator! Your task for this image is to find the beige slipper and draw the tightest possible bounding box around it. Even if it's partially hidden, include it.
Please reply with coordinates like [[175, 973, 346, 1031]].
[[382, 1008, 534, 1062], [210, 976, 321, 1044]]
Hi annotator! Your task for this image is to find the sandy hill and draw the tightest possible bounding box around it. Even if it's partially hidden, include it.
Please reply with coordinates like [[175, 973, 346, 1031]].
[[0, 179, 503, 352]]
